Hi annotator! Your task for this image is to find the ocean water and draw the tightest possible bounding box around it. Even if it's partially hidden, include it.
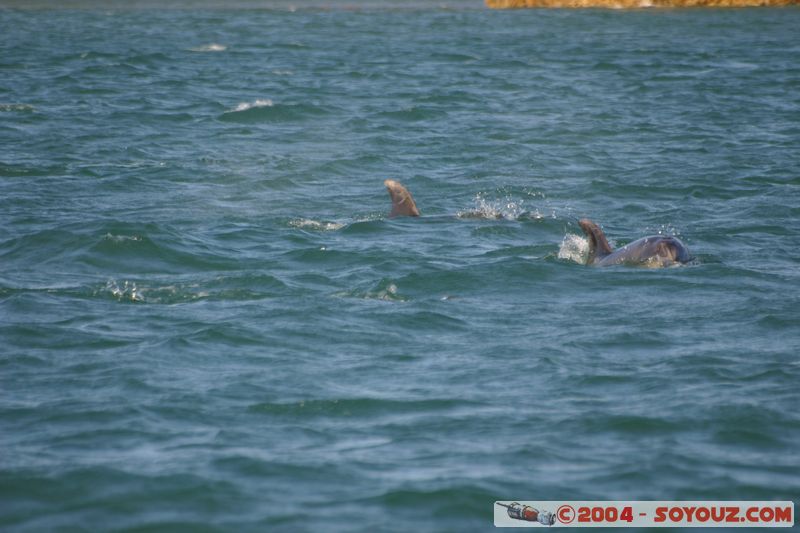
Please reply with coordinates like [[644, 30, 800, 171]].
[[1, 2, 799, 531]]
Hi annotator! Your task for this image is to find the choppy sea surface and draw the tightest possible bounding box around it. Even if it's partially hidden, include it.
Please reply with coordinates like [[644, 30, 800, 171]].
[[1, 2, 799, 531]]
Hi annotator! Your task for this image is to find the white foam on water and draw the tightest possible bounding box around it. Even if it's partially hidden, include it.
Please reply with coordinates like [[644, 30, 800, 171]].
[[558, 233, 590, 264], [189, 43, 227, 52], [288, 218, 344, 231], [363, 282, 406, 302], [102, 233, 142, 243], [104, 280, 144, 302], [382, 283, 398, 298], [100, 280, 215, 304], [0, 103, 35, 112], [457, 193, 527, 220], [353, 214, 382, 223], [232, 99, 274, 112]]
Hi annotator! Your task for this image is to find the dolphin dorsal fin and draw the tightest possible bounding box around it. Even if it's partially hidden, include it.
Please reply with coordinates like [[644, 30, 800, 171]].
[[384, 179, 420, 218], [578, 219, 613, 264]]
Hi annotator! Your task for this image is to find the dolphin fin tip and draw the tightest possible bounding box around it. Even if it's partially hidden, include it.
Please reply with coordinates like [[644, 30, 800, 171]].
[[385, 179, 420, 218]]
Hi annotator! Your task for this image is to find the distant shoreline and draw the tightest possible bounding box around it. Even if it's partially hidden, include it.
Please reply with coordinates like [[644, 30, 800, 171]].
[[486, 0, 798, 7]]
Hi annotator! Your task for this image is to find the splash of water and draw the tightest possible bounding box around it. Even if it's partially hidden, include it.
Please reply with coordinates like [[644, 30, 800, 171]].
[[457, 193, 528, 220], [651, 223, 683, 238], [558, 233, 589, 264], [288, 218, 344, 231], [103, 280, 144, 302]]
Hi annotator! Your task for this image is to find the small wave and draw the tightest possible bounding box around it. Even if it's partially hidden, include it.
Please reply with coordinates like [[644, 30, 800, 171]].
[[189, 43, 227, 52], [288, 219, 345, 231], [335, 278, 407, 302], [430, 52, 481, 63], [249, 397, 464, 417], [78, 50, 118, 60], [96, 273, 288, 304], [377, 106, 445, 122], [220, 100, 329, 123], [558, 233, 589, 264], [100, 279, 213, 304], [0, 103, 35, 112], [102, 233, 143, 243], [232, 99, 273, 112], [339, 216, 387, 235], [376, 282, 401, 301]]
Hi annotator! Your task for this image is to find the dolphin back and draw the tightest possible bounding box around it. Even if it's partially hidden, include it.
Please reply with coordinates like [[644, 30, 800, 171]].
[[579, 219, 692, 267], [596, 235, 692, 267]]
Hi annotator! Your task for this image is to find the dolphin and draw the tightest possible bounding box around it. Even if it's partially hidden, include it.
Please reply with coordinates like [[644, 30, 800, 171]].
[[385, 179, 420, 218], [578, 218, 692, 267]]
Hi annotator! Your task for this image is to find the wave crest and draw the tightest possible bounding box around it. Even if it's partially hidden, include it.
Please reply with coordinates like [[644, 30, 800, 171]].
[[0, 103, 35, 112], [189, 43, 227, 52], [232, 99, 274, 112]]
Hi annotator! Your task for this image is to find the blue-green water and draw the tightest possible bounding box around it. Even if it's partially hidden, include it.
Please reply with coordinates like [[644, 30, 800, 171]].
[[2, 2, 799, 531]]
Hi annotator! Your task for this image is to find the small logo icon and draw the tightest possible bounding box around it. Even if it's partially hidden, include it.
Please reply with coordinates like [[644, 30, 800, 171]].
[[557, 504, 576, 524], [496, 502, 556, 526]]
